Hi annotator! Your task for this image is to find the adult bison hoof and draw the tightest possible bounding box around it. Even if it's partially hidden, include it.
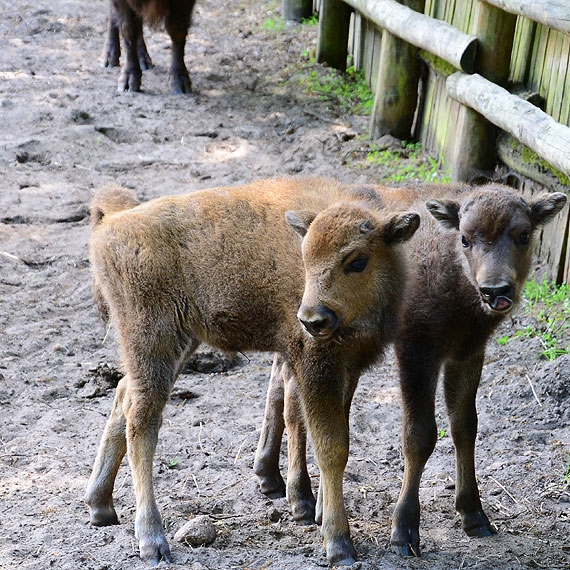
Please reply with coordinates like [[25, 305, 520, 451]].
[[326, 536, 357, 566], [291, 499, 316, 525], [118, 68, 142, 92], [171, 72, 192, 94], [390, 541, 421, 557], [102, 51, 120, 68], [139, 535, 173, 566]]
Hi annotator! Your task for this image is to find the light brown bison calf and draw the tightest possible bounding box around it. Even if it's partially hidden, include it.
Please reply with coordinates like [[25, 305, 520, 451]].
[[85, 178, 420, 565], [254, 183, 567, 557]]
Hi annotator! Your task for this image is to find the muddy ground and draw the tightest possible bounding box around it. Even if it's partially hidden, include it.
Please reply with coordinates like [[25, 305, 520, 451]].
[[1, 0, 569, 568]]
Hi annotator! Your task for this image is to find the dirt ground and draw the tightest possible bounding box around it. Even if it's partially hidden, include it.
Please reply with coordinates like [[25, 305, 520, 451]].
[[1, 0, 569, 569]]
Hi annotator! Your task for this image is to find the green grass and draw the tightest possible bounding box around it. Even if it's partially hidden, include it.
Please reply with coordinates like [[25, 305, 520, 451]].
[[497, 278, 570, 360], [366, 141, 451, 183], [295, 65, 374, 115], [564, 455, 570, 486], [260, 17, 285, 32], [301, 14, 319, 26]]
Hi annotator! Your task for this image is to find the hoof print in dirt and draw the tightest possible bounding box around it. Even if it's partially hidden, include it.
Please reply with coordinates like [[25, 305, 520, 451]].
[[182, 349, 244, 375], [174, 515, 217, 547]]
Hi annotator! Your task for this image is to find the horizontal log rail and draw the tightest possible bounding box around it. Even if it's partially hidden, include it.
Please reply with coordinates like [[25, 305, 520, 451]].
[[481, 0, 570, 34], [447, 72, 570, 177], [342, 0, 478, 72]]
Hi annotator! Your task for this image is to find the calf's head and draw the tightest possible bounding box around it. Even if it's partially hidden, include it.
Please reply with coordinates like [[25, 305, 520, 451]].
[[426, 186, 567, 314], [286, 204, 420, 340]]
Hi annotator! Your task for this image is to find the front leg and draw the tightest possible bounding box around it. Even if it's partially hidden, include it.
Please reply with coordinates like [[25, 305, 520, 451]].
[[391, 345, 439, 557], [102, 1, 121, 68], [444, 353, 496, 537], [295, 362, 357, 566]]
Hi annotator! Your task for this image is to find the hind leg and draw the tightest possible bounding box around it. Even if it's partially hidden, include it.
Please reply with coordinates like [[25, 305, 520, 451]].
[[165, 0, 195, 93], [85, 375, 130, 525], [444, 353, 496, 537], [112, 0, 144, 91], [254, 354, 287, 498]]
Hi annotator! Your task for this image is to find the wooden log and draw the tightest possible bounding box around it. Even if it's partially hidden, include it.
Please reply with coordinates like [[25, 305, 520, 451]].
[[316, 0, 352, 71], [370, 0, 425, 140], [447, 72, 570, 177], [342, 0, 478, 72], [481, 0, 570, 34], [282, 0, 313, 21]]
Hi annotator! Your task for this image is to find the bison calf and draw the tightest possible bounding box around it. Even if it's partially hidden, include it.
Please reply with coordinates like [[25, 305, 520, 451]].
[[254, 183, 567, 556], [103, 0, 196, 93], [85, 178, 419, 565]]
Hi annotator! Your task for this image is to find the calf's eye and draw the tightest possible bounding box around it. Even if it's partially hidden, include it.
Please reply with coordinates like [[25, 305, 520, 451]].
[[461, 235, 470, 248], [345, 256, 368, 274], [519, 231, 530, 245]]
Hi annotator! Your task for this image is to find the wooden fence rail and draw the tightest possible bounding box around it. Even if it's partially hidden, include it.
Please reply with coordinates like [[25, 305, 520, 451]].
[[481, 0, 570, 33]]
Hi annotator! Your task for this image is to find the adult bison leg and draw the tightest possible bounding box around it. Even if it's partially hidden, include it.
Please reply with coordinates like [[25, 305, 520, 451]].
[[391, 345, 439, 557], [254, 354, 287, 498], [283, 371, 316, 524], [296, 363, 356, 566], [165, 2, 195, 93], [443, 353, 496, 537], [85, 375, 130, 525], [112, 0, 144, 91], [102, 1, 121, 67]]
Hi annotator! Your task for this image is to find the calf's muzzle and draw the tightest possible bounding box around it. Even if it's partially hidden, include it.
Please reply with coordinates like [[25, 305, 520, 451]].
[[298, 305, 340, 338], [479, 283, 514, 312]]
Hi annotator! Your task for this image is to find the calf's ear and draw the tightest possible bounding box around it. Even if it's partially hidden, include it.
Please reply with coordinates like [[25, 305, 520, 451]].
[[285, 210, 317, 237], [426, 199, 460, 230], [530, 192, 567, 226], [384, 212, 420, 244]]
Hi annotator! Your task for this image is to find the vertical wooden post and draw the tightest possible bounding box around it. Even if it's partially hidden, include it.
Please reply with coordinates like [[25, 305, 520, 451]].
[[316, 0, 352, 72], [449, 1, 517, 181], [283, 0, 313, 22], [369, 0, 425, 140]]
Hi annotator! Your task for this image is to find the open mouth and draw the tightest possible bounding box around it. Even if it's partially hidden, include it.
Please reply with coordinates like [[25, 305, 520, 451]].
[[486, 295, 513, 313]]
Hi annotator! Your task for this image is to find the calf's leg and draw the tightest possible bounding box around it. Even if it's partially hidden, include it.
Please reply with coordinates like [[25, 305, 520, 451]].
[[85, 375, 130, 525], [254, 354, 287, 498], [295, 364, 356, 566], [391, 347, 439, 556], [443, 353, 496, 537]]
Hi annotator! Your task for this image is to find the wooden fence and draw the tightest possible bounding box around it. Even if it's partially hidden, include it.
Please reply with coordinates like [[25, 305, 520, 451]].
[[305, 0, 570, 283]]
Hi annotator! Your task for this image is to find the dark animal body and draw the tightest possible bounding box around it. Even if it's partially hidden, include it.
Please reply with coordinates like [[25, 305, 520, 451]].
[[254, 183, 567, 559], [85, 178, 420, 565], [103, 0, 197, 92]]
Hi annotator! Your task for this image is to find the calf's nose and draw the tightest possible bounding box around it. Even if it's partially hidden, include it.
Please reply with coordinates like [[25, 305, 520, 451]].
[[298, 305, 340, 338], [479, 284, 514, 312]]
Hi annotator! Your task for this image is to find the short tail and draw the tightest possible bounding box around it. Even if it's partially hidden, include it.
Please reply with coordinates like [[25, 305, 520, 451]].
[[89, 184, 140, 230], [90, 185, 140, 322]]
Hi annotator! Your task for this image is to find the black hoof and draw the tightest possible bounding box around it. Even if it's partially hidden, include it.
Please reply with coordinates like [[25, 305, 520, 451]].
[[390, 542, 421, 557], [256, 472, 286, 499], [327, 536, 357, 566], [89, 506, 120, 527], [465, 523, 497, 538], [171, 74, 192, 94]]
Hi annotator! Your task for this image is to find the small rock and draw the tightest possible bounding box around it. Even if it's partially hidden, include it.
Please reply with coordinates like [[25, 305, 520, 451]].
[[174, 515, 216, 546]]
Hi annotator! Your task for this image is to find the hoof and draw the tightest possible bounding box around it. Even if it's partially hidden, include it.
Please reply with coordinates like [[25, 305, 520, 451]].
[[89, 505, 120, 527], [465, 523, 497, 538], [171, 74, 192, 95], [390, 542, 421, 557], [326, 536, 357, 567], [291, 499, 316, 525], [256, 471, 286, 499], [139, 535, 173, 565]]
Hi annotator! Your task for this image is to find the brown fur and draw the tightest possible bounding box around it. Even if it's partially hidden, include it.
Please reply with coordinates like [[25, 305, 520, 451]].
[[103, 0, 196, 93], [85, 177, 420, 565], [254, 182, 567, 558]]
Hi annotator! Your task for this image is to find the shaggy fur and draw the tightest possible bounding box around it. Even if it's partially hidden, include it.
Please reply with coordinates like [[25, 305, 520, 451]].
[[85, 177, 420, 565]]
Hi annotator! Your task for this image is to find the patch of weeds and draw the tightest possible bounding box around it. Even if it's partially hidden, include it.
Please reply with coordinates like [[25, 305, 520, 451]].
[[366, 141, 451, 183], [496, 278, 570, 360], [564, 455, 570, 486], [260, 17, 285, 32], [295, 65, 374, 115], [302, 14, 319, 26]]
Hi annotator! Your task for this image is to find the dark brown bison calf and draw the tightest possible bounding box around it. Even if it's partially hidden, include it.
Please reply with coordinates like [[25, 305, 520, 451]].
[[254, 183, 567, 557], [103, 0, 196, 92], [85, 178, 419, 565]]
